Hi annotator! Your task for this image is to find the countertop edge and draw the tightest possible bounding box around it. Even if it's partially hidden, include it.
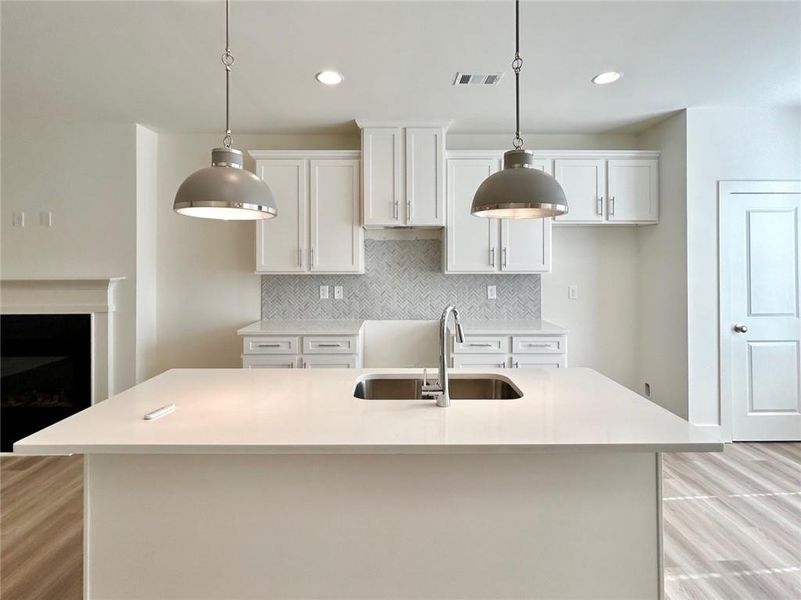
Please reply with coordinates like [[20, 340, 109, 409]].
[[13, 441, 724, 456]]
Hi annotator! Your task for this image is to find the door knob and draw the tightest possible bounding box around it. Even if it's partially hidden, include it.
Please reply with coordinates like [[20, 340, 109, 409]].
[[733, 324, 748, 333]]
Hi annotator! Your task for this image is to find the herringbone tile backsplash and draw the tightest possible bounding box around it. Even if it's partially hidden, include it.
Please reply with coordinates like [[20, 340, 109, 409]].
[[261, 239, 541, 320]]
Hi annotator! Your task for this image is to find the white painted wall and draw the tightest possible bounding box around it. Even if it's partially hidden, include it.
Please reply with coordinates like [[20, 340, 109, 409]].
[[541, 227, 640, 390], [0, 118, 138, 394], [154, 133, 359, 374], [635, 111, 688, 417], [685, 107, 801, 433], [136, 125, 159, 382]]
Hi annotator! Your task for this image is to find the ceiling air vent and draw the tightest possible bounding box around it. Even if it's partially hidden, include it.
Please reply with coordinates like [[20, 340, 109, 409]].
[[453, 72, 504, 86]]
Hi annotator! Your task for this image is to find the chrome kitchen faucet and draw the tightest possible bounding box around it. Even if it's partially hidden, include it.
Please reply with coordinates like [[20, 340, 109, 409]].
[[421, 305, 466, 407]]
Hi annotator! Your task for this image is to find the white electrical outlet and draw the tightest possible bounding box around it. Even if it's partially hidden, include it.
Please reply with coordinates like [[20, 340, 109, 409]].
[[334, 286, 343, 300], [487, 285, 497, 300], [319, 285, 329, 300], [568, 285, 578, 300], [40, 211, 53, 227], [12, 211, 24, 227]]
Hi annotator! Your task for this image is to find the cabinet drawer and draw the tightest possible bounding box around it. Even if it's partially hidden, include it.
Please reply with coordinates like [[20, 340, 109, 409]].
[[452, 355, 509, 369], [302, 336, 359, 354], [301, 354, 358, 368], [511, 355, 566, 369], [243, 336, 299, 355], [512, 336, 566, 354], [243, 355, 300, 369], [452, 335, 509, 354]]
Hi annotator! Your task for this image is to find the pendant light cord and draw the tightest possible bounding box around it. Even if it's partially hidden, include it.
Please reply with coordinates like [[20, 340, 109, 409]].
[[512, 0, 524, 150], [221, 0, 235, 149]]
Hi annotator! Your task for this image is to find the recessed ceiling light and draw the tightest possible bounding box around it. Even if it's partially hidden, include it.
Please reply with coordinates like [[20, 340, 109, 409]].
[[315, 70, 344, 85], [592, 71, 622, 85]]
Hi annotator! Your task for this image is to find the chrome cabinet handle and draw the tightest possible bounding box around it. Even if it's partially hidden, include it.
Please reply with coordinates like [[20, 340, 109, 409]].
[[467, 343, 494, 347], [524, 343, 550, 348], [502, 247, 508, 268], [407, 199, 412, 221], [317, 343, 342, 348], [609, 196, 616, 216], [514, 361, 520, 368], [257, 343, 281, 348], [303, 361, 310, 368], [298, 247, 303, 267], [289, 362, 295, 368], [393, 200, 399, 219], [733, 324, 748, 333], [596, 197, 603, 215], [310, 247, 315, 266], [489, 247, 496, 266]]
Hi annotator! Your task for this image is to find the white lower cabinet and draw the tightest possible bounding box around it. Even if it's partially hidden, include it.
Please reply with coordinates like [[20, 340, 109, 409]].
[[451, 332, 567, 369], [445, 153, 552, 274], [242, 333, 362, 369]]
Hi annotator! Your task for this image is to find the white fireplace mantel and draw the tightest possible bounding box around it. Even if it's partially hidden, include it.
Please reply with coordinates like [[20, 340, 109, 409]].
[[1, 277, 124, 403]]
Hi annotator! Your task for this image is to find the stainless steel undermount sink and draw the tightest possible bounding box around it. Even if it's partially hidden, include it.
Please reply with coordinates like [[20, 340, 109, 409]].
[[353, 374, 523, 401]]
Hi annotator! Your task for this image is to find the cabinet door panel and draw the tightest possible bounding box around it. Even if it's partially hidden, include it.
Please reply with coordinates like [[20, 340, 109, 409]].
[[256, 160, 307, 272], [243, 355, 300, 369], [451, 355, 509, 369], [607, 159, 658, 223], [553, 159, 606, 223], [310, 160, 363, 273], [501, 217, 551, 272], [362, 128, 402, 226], [406, 128, 444, 226], [301, 355, 359, 369], [446, 159, 500, 273], [511, 355, 566, 369]]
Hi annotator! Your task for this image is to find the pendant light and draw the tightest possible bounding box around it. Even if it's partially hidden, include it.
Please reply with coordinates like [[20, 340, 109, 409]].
[[174, 0, 277, 221], [471, 0, 568, 219]]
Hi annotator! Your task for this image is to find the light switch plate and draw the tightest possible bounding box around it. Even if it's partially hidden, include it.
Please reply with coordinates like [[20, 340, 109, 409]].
[[487, 285, 497, 300], [334, 286, 343, 300], [568, 285, 578, 300], [12, 211, 24, 227], [319, 285, 329, 300]]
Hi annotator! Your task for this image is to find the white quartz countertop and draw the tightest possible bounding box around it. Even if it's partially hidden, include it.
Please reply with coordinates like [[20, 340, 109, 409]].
[[237, 319, 566, 336], [238, 319, 365, 336], [15, 368, 721, 455], [460, 319, 567, 335]]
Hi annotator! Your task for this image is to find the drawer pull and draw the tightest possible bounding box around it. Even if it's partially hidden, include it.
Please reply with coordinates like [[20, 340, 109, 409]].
[[257, 343, 282, 348], [524, 343, 551, 348], [316, 343, 343, 348], [514, 361, 520, 368], [467, 343, 494, 347]]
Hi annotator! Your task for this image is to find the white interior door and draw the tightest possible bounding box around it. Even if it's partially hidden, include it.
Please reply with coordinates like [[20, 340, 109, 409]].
[[721, 181, 801, 441], [256, 160, 307, 273], [445, 158, 500, 273], [309, 159, 363, 273]]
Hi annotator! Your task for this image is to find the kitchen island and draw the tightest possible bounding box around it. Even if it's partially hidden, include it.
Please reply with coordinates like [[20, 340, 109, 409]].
[[15, 367, 722, 600]]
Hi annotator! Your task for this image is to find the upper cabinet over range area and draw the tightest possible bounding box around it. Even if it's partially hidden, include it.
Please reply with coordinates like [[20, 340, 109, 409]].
[[357, 121, 448, 228]]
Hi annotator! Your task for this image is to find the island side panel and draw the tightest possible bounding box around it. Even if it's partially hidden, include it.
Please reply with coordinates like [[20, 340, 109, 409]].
[[86, 452, 661, 600]]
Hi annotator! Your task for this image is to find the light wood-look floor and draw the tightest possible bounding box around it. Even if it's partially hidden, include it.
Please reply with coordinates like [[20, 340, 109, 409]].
[[663, 443, 801, 600], [1, 446, 798, 600], [0, 455, 83, 600]]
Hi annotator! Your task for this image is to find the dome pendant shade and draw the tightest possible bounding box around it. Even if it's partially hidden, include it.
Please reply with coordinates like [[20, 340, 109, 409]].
[[173, 148, 277, 221], [471, 149, 568, 219]]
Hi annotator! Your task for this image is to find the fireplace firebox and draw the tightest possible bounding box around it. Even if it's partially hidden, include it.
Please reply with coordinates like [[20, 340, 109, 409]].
[[1, 314, 91, 452]]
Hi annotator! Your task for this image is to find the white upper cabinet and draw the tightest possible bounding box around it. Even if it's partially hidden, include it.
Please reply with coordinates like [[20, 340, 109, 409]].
[[446, 158, 499, 273], [361, 127, 402, 226], [309, 159, 362, 272], [256, 159, 307, 273], [552, 152, 659, 225], [607, 159, 659, 223], [553, 159, 606, 223], [252, 151, 364, 275], [358, 121, 448, 228], [445, 152, 552, 274]]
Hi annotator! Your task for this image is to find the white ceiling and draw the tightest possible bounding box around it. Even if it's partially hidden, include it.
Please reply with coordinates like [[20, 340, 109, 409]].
[[2, 1, 799, 135]]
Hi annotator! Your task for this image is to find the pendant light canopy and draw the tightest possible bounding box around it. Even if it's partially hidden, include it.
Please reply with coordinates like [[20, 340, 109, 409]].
[[174, 0, 277, 221], [471, 0, 568, 220]]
